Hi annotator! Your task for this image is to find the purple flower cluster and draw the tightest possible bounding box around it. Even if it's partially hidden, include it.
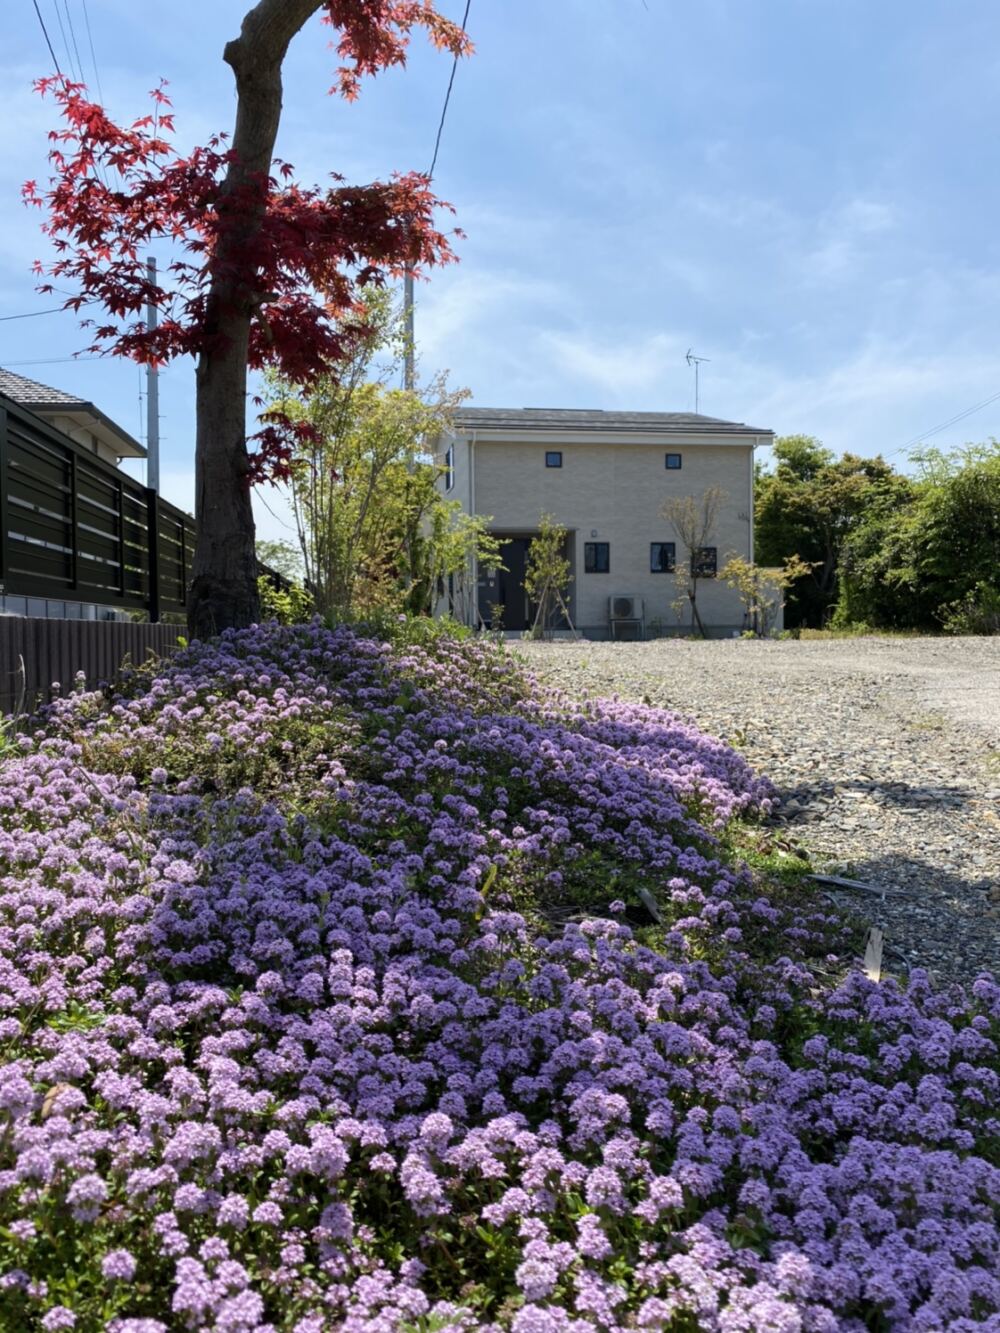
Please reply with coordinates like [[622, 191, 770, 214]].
[[0, 623, 996, 1331]]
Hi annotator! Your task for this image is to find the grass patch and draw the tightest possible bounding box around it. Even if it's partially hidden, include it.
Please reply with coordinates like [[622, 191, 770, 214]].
[[797, 626, 936, 640]]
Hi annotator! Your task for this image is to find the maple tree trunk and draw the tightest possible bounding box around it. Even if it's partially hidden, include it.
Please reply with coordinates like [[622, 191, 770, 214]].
[[191, 340, 259, 638], [188, 0, 322, 639]]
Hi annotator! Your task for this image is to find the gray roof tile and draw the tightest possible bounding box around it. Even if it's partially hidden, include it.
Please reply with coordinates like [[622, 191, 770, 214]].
[[0, 366, 145, 458], [452, 406, 771, 435], [0, 367, 90, 408]]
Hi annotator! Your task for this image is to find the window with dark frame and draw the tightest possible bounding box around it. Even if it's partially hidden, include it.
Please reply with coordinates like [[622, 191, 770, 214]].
[[693, 546, 717, 578], [665, 453, 682, 469], [650, 541, 676, 573], [444, 444, 455, 491], [545, 451, 563, 468], [584, 542, 610, 573]]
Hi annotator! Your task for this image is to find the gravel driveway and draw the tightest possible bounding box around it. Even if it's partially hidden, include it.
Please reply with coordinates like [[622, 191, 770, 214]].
[[515, 637, 1000, 986]]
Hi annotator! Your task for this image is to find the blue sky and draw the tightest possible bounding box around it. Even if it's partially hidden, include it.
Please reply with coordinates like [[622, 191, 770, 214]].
[[2, 0, 1000, 540]]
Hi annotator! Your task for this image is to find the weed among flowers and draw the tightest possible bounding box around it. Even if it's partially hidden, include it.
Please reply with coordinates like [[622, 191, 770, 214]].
[[0, 623, 996, 1330]]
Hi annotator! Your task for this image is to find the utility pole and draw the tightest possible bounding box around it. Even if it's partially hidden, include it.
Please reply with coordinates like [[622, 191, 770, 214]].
[[145, 257, 160, 493], [685, 348, 710, 415]]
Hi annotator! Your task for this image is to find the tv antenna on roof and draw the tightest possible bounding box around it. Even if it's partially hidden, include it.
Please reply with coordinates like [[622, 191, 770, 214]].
[[685, 349, 710, 414]]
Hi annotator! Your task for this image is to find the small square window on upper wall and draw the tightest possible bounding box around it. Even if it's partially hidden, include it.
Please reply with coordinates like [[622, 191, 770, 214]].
[[665, 453, 682, 469], [545, 451, 563, 468]]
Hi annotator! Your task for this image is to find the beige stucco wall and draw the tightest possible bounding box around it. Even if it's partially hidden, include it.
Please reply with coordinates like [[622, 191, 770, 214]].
[[440, 435, 757, 635]]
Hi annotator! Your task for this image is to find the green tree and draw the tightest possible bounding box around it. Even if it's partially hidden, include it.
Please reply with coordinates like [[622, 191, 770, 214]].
[[279, 378, 467, 617], [255, 539, 304, 583], [718, 554, 813, 638], [257, 576, 315, 624], [836, 441, 1000, 631], [524, 515, 573, 638], [260, 288, 469, 618], [255, 537, 313, 623], [412, 504, 506, 626], [755, 436, 909, 627], [263, 290, 511, 624], [832, 501, 922, 629], [911, 444, 1000, 619]]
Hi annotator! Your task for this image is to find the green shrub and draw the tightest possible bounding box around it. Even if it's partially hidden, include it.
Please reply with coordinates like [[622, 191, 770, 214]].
[[258, 575, 315, 624], [326, 607, 473, 651], [939, 581, 1000, 635]]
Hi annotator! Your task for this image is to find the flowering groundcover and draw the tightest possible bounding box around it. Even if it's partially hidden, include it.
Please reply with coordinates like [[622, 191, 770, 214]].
[[0, 622, 997, 1332]]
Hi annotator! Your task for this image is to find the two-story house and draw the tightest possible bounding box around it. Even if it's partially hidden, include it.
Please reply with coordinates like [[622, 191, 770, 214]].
[[437, 406, 774, 638]]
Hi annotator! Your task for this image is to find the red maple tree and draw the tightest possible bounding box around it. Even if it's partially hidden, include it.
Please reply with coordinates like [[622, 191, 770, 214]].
[[25, 0, 471, 637]]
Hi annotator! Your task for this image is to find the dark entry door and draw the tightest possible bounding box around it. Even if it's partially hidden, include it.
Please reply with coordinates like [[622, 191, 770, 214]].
[[478, 538, 531, 629]]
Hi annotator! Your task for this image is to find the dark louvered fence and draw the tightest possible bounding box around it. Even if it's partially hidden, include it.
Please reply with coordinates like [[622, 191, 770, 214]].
[[0, 391, 195, 715], [0, 392, 297, 716], [0, 394, 195, 621]]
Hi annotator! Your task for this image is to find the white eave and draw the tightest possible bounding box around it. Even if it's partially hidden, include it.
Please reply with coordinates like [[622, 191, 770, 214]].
[[48, 404, 147, 460]]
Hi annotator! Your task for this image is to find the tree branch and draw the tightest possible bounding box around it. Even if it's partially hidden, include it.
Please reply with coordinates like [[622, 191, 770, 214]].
[[224, 0, 326, 75]]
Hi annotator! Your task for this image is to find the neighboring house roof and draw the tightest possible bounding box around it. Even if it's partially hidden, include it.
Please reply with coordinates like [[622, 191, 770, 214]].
[[450, 407, 772, 438], [0, 367, 146, 459]]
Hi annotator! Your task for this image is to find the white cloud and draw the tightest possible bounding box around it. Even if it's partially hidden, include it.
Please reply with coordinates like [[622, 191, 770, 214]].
[[454, 314, 1000, 465], [413, 264, 572, 402], [798, 196, 897, 283], [732, 340, 1000, 461], [539, 330, 690, 400], [840, 199, 896, 234]]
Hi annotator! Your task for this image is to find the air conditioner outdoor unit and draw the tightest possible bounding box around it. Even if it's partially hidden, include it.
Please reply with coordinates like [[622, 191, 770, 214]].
[[609, 595, 644, 642], [610, 594, 642, 621]]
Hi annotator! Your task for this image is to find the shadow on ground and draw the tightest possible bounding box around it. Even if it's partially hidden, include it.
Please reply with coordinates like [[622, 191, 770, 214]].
[[772, 777, 973, 815], [814, 853, 996, 906], [797, 848, 997, 986]]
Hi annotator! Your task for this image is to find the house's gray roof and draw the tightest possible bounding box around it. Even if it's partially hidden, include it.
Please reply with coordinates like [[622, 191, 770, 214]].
[[0, 367, 145, 458], [451, 407, 771, 436], [0, 368, 90, 408]]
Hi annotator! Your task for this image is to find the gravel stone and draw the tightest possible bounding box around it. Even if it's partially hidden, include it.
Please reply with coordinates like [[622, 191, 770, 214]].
[[515, 636, 1000, 986]]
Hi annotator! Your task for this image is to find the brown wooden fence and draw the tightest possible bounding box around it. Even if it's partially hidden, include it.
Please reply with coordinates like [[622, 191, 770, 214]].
[[0, 394, 195, 621], [0, 616, 183, 716]]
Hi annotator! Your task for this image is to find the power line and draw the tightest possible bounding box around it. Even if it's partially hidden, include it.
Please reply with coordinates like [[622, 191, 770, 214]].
[[402, 0, 472, 391], [73, 0, 112, 189], [61, 0, 87, 86], [1, 356, 103, 366], [888, 388, 1000, 460], [50, 0, 77, 81], [427, 0, 472, 181], [80, 0, 105, 104], [30, 0, 63, 75], [0, 307, 67, 322]]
